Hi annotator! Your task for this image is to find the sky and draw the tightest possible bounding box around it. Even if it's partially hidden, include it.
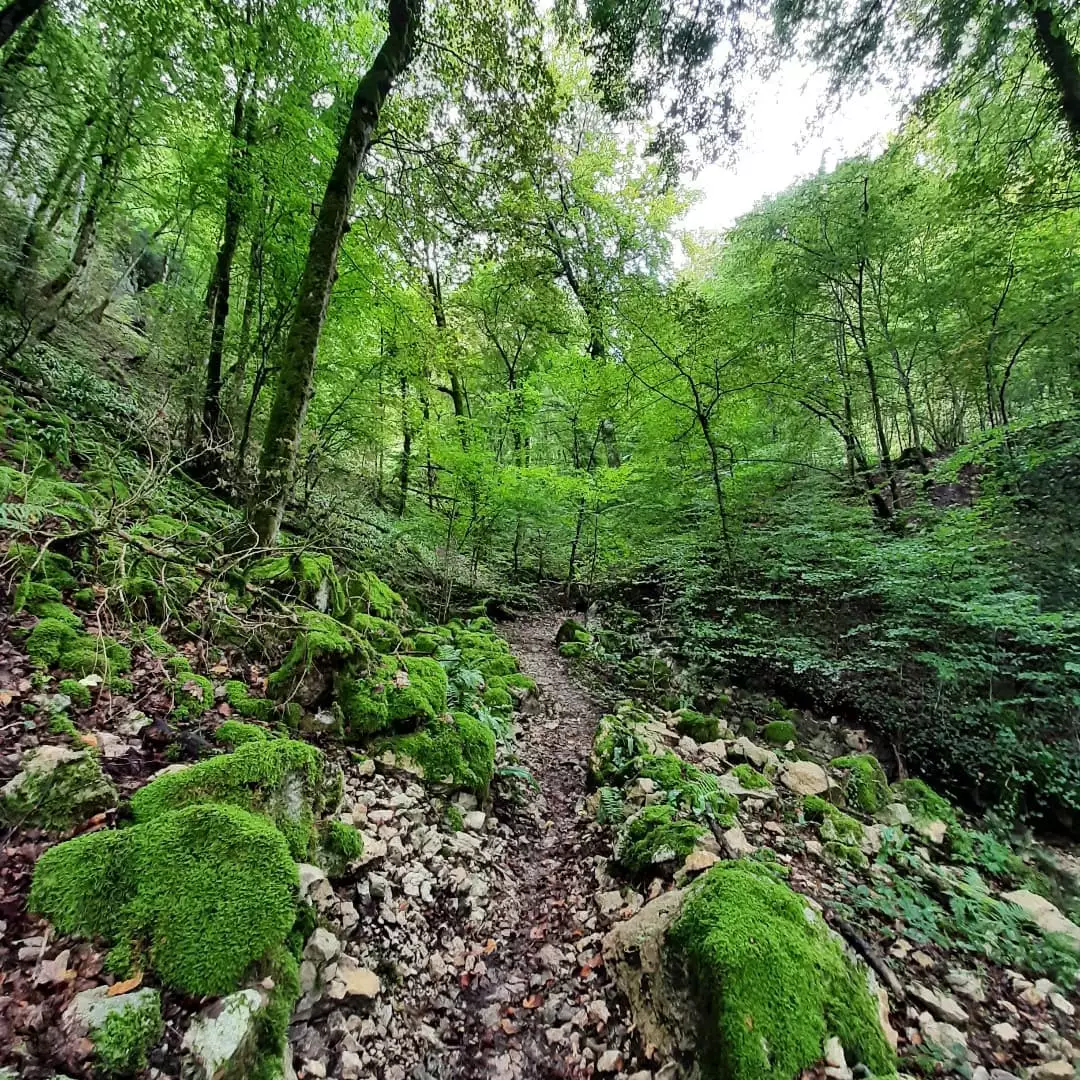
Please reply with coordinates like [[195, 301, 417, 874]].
[[682, 60, 907, 233]]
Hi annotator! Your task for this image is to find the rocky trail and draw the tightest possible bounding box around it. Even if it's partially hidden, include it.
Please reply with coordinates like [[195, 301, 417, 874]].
[[283, 611, 649, 1080]]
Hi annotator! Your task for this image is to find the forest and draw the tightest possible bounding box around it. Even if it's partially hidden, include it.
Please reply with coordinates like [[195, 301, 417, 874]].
[[0, 0, 1078, 1078]]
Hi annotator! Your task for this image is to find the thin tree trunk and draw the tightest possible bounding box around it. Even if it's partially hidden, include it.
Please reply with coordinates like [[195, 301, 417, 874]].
[[1030, 0, 1080, 143], [0, 0, 45, 123], [196, 72, 252, 482], [0, 0, 44, 49], [247, 0, 420, 545], [398, 374, 410, 515]]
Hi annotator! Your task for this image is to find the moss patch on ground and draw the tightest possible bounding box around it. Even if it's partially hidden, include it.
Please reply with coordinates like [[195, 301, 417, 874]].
[[676, 709, 720, 743], [29, 803, 298, 996], [25, 616, 131, 677], [831, 754, 889, 813], [668, 862, 896, 1080], [391, 712, 495, 794], [616, 804, 705, 874]]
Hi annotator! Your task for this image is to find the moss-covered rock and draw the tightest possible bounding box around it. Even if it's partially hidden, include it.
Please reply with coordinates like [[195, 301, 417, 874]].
[[343, 570, 403, 620], [803, 796, 867, 865], [225, 680, 275, 723], [348, 612, 403, 652], [90, 988, 163, 1077], [391, 712, 495, 794], [58, 677, 92, 709], [248, 552, 347, 616], [266, 611, 369, 710], [731, 764, 770, 791], [639, 753, 737, 822], [215, 720, 269, 748], [482, 684, 513, 710], [0, 744, 117, 832], [171, 672, 213, 723], [130, 738, 337, 861], [317, 819, 364, 877], [762, 719, 797, 746], [558, 641, 586, 659], [555, 618, 590, 645], [668, 862, 895, 1080], [407, 632, 441, 655], [30, 803, 298, 997], [615, 804, 706, 874], [676, 709, 719, 743], [591, 708, 649, 785], [830, 754, 889, 813], [25, 616, 131, 677]]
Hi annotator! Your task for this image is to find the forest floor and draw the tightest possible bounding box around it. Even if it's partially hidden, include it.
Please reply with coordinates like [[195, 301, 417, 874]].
[[283, 611, 652, 1080]]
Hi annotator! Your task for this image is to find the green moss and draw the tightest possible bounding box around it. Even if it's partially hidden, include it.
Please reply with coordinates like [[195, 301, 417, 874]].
[[559, 641, 586, 658], [58, 678, 92, 708], [225, 680, 275, 723], [762, 720, 797, 746], [640, 753, 738, 822], [165, 654, 192, 676], [131, 738, 328, 860], [29, 803, 298, 997], [344, 570, 403, 619], [266, 611, 369, 705], [136, 627, 172, 656], [110, 676, 133, 695], [13, 577, 62, 614], [555, 618, 590, 644], [349, 612, 402, 652], [171, 673, 212, 722], [824, 841, 869, 868], [25, 617, 130, 677], [803, 796, 864, 855], [676, 709, 720, 743], [591, 708, 649, 785], [72, 587, 96, 609], [249, 552, 347, 617], [393, 712, 495, 794], [445, 804, 464, 831], [7, 543, 79, 590], [392, 655, 448, 721], [731, 764, 770, 790], [251, 946, 301, 1080], [615, 804, 705, 873], [482, 685, 513, 710], [0, 746, 117, 831], [317, 819, 364, 876], [216, 720, 269, 748], [48, 711, 79, 738], [502, 672, 537, 696], [668, 862, 896, 1080], [830, 754, 889, 813], [892, 778, 956, 823], [408, 632, 440, 655], [92, 990, 163, 1077]]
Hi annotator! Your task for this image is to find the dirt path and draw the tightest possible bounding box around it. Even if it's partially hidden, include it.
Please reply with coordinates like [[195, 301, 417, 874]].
[[452, 611, 638, 1080]]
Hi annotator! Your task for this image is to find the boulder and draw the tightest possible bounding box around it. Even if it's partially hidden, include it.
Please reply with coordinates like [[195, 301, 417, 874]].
[[0, 744, 117, 831], [181, 988, 267, 1080], [779, 760, 831, 796], [1001, 890, 1080, 948], [730, 737, 778, 772]]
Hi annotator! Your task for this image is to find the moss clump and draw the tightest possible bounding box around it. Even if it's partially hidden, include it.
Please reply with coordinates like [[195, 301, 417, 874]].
[[762, 719, 797, 746], [225, 680, 275, 723], [482, 684, 513, 710], [349, 612, 402, 652], [591, 707, 649, 785], [640, 753, 737, 823], [616, 804, 705, 873], [408, 632, 440, 655], [803, 796, 865, 860], [25, 617, 131, 676], [93, 990, 163, 1077], [7, 543, 79, 590], [892, 777, 956, 823], [250, 946, 301, 1080], [344, 570, 403, 619], [0, 746, 117, 831], [317, 819, 364, 876], [72, 587, 96, 609], [48, 711, 79, 738], [13, 577, 63, 614], [391, 655, 448, 722], [393, 712, 495, 794], [831, 754, 889, 813], [135, 626, 172, 656], [452, 628, 519, 677], [171, 673, 212, 723], [266, 611, 369, 708], [216, 720, 269, 748], [502, 672, 537, 696], [676, 709, 719, 743], [248, 552, 347, 617], [558, 641, 586, 659], [669, 862, 896, 1080], [109, 676, 133, 695], [29, 803, 298, 997], [555, 618, 590, 645], [58, 678, 92, 708], [130, 738, 329, 860], [731, 764, 770, 790]]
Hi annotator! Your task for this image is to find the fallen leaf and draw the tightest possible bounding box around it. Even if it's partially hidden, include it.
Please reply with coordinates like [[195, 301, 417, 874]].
[[211, 663, 229, 674], [217, 702, 232, 717], [522, 994, 543, 1009], [107, 972, 143, 996], [483, 939, 497, 955], [79, 733, 98, 748], [528, 926, 545, 940], [500, 1019, 520, 1035], [0, 690, 15, 706]]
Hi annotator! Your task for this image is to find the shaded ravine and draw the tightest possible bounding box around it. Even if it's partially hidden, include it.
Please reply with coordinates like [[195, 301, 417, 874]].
[[453, 611, 636, 1079]]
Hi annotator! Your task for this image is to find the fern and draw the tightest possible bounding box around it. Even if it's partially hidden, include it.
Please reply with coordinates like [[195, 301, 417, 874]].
[[597, 786, 625, 824]]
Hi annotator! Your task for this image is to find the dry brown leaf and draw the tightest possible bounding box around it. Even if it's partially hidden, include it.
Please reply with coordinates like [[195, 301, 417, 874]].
[[499, 1019, 520, 1035], [210, 662, 230, 674], [0, 690, 15, 706], [482, 939, 497, 955], [79, 733, 98, 748], [217, 702, 232, 717], [522, 994, 543, 1009], [528, 926, 545, 940], [107, 972, 143, 996]]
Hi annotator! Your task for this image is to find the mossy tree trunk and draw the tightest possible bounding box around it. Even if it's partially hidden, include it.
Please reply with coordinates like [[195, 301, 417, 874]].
[[0, 0, 44, 48], [1029, 0, 1080, 143], [247, 0, 421, 546]]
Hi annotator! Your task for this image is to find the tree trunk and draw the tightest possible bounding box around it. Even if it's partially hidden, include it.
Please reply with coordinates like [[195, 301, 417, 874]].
[[247, 0, 420, 546], [1030, 1, 1080, 143], [0, 0, 45, 123], [397, 374, 410, 515], [0, 0, 44, 49], [196, 73, 252, 483]]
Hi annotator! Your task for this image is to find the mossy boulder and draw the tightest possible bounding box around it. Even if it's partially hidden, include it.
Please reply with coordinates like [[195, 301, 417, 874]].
[[215, 720, 269, 748], [337, 654, 448, 739], [666, 862, 896, 1080], [316, 819, 365, 876], [0, 744, 117, 832], [638, 753, 737, 822], [558, 641, 586, 659], [25, 616, 131, 677], [453, 628, 519, 677], [676, 709, 719, 743], [762, 719, 797, 746], [64, 986, 163, 1078], [591, 708, 649, 785], [830, 754, 889, 813], [555, 618, 591, 645], [348, 612, 403, 652], [803, 796, 867, 867], [343, 570, 404, 620], [266, 611, 371, 710], [30, 803, 298, 997], [390, 712, 495, 794], [130, 738, 340, 862], [615, 804, 706, 874], [248, 552, 347, 616], [224, 680, 275, 723]]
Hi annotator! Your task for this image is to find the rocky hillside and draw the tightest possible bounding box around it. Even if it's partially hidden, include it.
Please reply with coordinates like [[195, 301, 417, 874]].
[[0, 386, 1077, 1080]]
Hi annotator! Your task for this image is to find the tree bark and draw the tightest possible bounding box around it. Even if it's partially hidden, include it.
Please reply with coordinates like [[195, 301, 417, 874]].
[[0, 0, 45, 123], [195, 72, 252, 483], [247, 0, 420, 545], [0, 0, 44, 49], [1030, 1, 1080, 143]]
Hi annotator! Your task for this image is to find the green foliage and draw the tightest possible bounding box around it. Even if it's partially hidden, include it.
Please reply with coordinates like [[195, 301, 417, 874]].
[[25, 617, 131, 677], [392, 712, 496, 794], [29, 804, 298, 996], [639, 752, 737, 822], [831, 754, 889, 813], [58, 678, 91, 708], [225, 681, 275, 723], [675, 709, 719, 742], [216, 720, 269, 747], [248, 553, 347, 617], [596, 785, 625, 824], [669, 862, 896, 1080], [731, 763, 769, 790], [317, 819, 364, 876], [762, 720, 796, 746], [171, 673, 213, 722], [92, 992, 163, 1077]]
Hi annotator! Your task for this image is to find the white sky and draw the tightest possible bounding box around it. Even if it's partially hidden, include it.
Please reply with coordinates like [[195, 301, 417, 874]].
[[681, 60, 907, 232]]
